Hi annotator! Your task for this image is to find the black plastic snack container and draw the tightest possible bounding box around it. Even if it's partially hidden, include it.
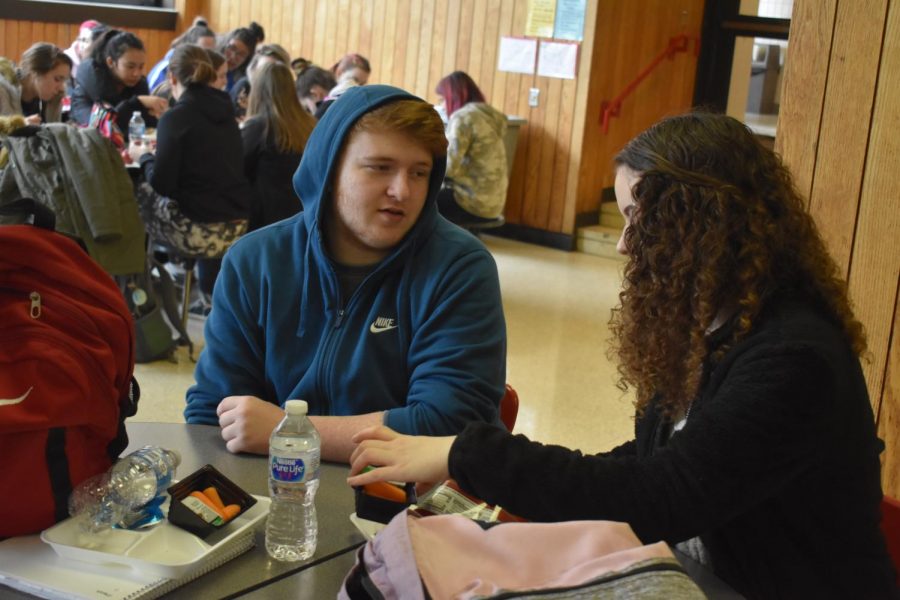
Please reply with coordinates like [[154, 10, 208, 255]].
[[167, 464, 257, 538], [354, 482, 417, 524]]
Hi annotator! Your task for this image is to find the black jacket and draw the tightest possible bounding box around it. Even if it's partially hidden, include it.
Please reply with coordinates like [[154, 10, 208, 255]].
[[240, 115, 303, 230], [449, 294, 898, 599], [70, 59, 156, 138], [139, 84, 250, 223]]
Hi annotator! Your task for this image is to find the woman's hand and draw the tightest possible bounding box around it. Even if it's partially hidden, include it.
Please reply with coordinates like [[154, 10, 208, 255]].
[[347, 426, 455, 486], [138, 95, 169, 118], [24, 114, 42, 126]]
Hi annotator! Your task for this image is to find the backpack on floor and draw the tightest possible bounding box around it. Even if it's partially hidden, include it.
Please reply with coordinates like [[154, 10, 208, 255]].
[[340, 512, 707, 600], [0, 198, 139, 538], [118, 257, 193, 363]]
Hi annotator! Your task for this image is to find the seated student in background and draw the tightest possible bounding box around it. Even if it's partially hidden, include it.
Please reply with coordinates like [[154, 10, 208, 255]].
[[229, 43, 290, 121], [295, 65, 336, 116], [206, 49, 227, 91], [70, 29, 168, 140], [219, 22, 265, 92], [348, 112, 898, 599], [185, 85, 507, 463], [127, 45, 250, 299], [313, 53, 372, 119], [0, 43, 72, 124], [434, 71, 508, 225], [241, 62, 315, 230], [147, 17, 216, 91], [63, 20, 101, 75]]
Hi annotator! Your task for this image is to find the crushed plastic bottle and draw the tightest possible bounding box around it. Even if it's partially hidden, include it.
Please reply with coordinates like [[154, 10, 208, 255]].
[[68, 446, 181, 533]]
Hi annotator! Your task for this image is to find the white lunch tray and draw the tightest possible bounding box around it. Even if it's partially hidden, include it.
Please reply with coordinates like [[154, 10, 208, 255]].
[[41, 494, 270, 580]]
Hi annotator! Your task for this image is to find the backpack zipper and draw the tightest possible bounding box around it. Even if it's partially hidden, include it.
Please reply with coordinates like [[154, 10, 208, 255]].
[[30, 292, 41, 319]]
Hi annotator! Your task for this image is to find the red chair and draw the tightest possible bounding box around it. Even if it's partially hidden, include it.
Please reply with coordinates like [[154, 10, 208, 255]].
[[500, 384, 519, 432], [882, 495, 900, 584]]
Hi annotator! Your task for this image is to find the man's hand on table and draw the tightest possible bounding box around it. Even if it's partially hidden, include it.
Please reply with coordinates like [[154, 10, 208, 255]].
[[217, 395, 283, 455]]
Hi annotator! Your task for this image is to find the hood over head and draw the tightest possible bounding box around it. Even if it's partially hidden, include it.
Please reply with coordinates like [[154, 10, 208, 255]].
[[292, 84, 447, 241]]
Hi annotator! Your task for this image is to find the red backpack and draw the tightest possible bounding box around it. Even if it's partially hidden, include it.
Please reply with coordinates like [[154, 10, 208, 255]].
[[0, 199, 138, 537]]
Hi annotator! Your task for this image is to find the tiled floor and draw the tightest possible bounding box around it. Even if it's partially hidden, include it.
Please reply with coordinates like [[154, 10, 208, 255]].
[[133, 235, 635, 456]]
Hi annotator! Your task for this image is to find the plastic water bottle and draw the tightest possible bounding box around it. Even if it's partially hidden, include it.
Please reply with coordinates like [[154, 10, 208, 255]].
[[128, 111, 145, 142], [266, 400, 321, 561], [68, 446, 181, 533]]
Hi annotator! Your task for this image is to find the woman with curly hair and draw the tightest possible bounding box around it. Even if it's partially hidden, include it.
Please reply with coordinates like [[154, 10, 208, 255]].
[[346, 112, 897, 598]]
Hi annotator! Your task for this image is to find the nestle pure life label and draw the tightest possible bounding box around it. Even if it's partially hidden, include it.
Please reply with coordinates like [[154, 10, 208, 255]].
[[271, 456, 306, 482]]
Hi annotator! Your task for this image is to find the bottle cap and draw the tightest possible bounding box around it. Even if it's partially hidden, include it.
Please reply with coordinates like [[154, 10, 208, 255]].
[[285, 400, 308, 415]]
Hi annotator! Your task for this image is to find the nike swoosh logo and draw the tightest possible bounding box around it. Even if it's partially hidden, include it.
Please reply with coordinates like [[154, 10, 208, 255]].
[[0, 386, 33, 407], [370, 323, 398, 334]]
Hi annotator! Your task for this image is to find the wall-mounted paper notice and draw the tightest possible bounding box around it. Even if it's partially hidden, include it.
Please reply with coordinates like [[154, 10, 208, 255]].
[[497, 37, 538, 75], [525, 0, 557, 38], [537, 40, 578, 79], [553, 0, 586, 41]]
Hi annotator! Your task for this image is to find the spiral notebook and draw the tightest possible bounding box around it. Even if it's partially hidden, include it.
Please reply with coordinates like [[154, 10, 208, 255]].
[[0, 532, 254, 600]]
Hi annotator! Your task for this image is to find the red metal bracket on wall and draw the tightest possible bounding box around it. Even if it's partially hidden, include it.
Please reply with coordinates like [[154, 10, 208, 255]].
[[600, 34, 699, 134]]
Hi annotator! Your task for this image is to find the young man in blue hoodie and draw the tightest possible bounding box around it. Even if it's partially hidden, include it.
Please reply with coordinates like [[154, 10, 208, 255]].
[[185, 85, 507, 462]]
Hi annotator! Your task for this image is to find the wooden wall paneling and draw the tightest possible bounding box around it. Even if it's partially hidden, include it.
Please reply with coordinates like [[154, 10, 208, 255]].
[[380, 0, 398, 85], [358, 0, 374, 60], [847, 0, 900, 414], [488, 0, 515, 111], [427, 0, 447, 91], [415, 0, 435, 98], [337, 0, 351, 60], [550, 76, 577, 232], [17, 20, 32, 59], [347, 0, 362, 60], [301, 1, 315, 62], [773, 0, 837, 202], [877, 291, 900, 498], [807, 0, 888, 275], [268, 1, 281, 48], [3, 20, 16, 57], [442, 0, 461, 79], [479, 0, 502, 102], [455, 0, 474, 74], [520, 74, 549, 226], [312, 3, 327, 65], [534, 76, 563, 229], [403, 0, 423, 94], [369, 0, 386, 83], [240, 0, 252, 35], [322, 2, 337, 66], [468, 0, 488, 81], [503, 0, 531, 224], [281, 0, 296, 56]]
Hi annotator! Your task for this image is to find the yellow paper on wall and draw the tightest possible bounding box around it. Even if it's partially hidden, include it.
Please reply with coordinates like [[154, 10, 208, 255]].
[[525, 0, 557, 38]]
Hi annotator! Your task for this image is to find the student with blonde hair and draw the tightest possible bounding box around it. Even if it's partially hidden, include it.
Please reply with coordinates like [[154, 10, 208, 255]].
[[242, 61, 315, 229]]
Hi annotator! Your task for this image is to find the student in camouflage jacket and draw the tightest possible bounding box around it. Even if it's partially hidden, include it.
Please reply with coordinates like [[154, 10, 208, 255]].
[[435, 71, 508, 222]]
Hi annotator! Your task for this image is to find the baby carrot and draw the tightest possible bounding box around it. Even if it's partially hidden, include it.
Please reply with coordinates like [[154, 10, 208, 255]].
[[222, 504, 241, 521], [203, 486, 227, 511], [363, 481, 408, 503], [190, 490, 226, 519]]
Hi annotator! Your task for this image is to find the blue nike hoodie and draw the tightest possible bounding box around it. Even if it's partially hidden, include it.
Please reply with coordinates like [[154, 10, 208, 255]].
[[185, 85, 507, 434]]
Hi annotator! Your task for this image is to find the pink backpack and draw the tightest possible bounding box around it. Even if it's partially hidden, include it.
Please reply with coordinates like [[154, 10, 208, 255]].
[[340, 512, 706, 599]]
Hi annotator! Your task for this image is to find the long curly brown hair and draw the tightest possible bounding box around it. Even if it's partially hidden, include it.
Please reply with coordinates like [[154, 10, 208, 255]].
[[610, 112, 866, 417]]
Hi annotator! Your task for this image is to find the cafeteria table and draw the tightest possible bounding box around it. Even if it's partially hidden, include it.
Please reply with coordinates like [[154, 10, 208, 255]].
[[0, 422, 743, 599]]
